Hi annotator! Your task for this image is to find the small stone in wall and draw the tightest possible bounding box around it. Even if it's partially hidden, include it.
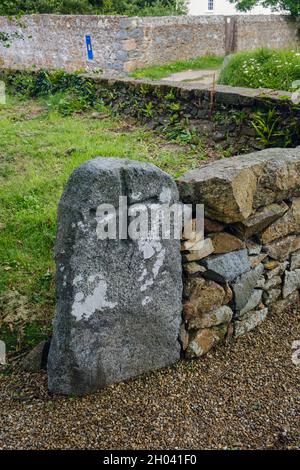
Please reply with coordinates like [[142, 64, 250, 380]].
[[259, 198, 300, 244], [246, 240, 262, 256], [237, 289, 263, 318], [232, 263, 264, 312], [204, 218, 224, 234], [269, 290, 299, 315], [234, 308, 268, 338], [256, 276, 266, 289], [183, 262, 206, 277], [200, 249, 251, 283], [282, 269, 300, 298], [263, 288, 281, 305], [264, 260, 280, 270], [183, 238, 214, 262], [185, 324, 228, 358], [209, 232, 245, 254], [264, 235, 300, 261], [183, 278, 229, 317], [249, 253, 268, 268], [187, 305, 233, 330], [181, 234, 203, 251], [264, 276, 282, 291], [290, 250, 300, 271], [264, 261, 288, 279], [233, 202, 288, 240]]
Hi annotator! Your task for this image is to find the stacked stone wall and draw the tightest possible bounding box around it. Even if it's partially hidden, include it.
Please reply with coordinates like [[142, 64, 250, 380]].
[[178, 148, 300, 358], [0, 15, 299, 73]]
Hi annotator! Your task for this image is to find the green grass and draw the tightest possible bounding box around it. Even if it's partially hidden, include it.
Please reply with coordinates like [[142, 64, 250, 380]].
[[0, 96, 208, 352], [131, 55, 224, 80], [218, 48, 300, 91]]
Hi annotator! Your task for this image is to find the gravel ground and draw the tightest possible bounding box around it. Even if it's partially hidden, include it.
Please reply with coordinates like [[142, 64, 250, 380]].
[[0, 303, 299, 450]]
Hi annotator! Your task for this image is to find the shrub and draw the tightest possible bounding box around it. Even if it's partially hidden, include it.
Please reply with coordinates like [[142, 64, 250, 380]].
[[218, 48, 300, 92]]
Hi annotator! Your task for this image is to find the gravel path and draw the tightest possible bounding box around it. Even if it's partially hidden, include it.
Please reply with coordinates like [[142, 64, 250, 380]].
[[0, 303, 299, 450]]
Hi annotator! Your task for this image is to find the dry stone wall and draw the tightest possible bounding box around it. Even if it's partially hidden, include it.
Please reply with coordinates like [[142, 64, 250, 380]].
[[0, 14, 299, 73], [178, 147, 300, 358], [85, 74, 300, 154], [235, 15, 300, 52]]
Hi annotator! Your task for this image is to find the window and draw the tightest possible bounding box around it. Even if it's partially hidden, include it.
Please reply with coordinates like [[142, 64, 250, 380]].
[[208, 0, 214, 10]]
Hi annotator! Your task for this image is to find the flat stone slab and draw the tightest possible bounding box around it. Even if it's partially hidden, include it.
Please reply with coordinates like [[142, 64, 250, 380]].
[[178, 148, 300, 223], [161, 69, 220, 87], [48, 158, 183, 395]]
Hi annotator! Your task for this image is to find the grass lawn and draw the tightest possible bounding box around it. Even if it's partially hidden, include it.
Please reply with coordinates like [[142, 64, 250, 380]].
[[0, 96, 210, 352], [131, 55, 224, 80]]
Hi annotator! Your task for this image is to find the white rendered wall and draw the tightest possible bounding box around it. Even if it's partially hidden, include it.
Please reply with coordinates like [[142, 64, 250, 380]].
[[188, 0, 277, 15]]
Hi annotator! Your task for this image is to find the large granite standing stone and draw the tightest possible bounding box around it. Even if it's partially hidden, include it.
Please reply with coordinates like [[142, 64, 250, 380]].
[[178, 148, 300, 223], [48, 158, 183, 395]]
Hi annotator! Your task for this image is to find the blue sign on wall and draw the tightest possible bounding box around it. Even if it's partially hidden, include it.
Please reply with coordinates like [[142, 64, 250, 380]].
[[85, 35, 94, 61]]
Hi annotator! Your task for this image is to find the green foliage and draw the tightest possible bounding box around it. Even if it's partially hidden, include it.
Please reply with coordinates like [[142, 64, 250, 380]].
[[230, 0, 300, 16], [0, 0, 94, 15], [0, 0, 188, 16], [251, 109, 283, 146], [132, 55, 224, 80], [0, 69, 97, 115], [219, 48, 300, 91], [250, 106, 299, 147]]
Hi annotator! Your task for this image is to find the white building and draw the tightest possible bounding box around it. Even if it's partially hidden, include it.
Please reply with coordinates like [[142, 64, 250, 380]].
[[188, 0, 276, 15]]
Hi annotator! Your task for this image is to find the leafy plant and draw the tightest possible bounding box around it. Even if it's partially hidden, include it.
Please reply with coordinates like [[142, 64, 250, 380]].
[[142, 101, 154, 118], [251, 108, 284, 146]]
